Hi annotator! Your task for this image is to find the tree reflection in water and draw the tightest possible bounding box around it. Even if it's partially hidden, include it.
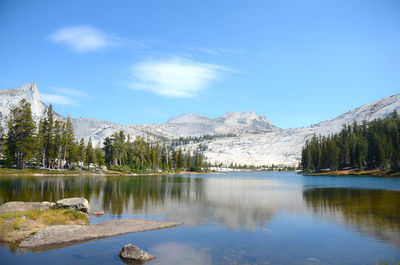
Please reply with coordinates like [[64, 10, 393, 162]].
[[303, 187, 400, 247], [1, 174, 400, 248]]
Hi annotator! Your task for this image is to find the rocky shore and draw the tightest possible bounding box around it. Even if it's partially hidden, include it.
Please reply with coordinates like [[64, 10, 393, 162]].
[[0, 198, 181, 252], [20, 219, 180, 251]]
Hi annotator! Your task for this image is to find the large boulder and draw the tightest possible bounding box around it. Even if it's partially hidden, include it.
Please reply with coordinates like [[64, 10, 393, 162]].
[[119, 244, 155, 263], [54, 198, 90, 213], [0, 201, 55, 213]]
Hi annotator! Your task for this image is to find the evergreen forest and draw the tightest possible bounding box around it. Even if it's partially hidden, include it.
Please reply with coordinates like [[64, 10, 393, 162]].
[[301, 111, 400, 172], [0, 99, 206, 172]]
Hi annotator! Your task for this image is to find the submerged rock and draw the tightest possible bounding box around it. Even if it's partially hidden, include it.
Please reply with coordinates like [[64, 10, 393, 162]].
[[119, 244, 155, 263], [54, 198, 90, 213], [19, 219, 181, 250], [0, 201, 55, 213], [92, 210, 104, 216]]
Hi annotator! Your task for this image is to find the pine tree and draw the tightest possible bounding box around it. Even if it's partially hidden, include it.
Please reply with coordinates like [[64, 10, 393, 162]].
[[44, 104, 55, 168], [177, 148, 184, 169], [186, 150, 192, 170], [36, 119, 46, 168], [327, 137, 339, 170], [301, 141, 311, 171], [95, 143, 104, 166], [310, 135, 321, 171], [194, 151, 204, 171], [68, 141, 79, 167], [63, 117, 75, 168], [85, 137, 95, 167], [172, 150, 178, 170], [355, 137, 366, 170], [53, 120, 63, 169], [5, 99, 36, 169], [79, 138, 85, 165], [103, 137, 113, 165], [161, 142, 167, 171]]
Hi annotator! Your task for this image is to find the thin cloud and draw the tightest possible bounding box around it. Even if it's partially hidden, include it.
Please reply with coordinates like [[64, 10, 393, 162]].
[[41, 87, 91, 105], [41, 93, 76, 105], [49, 25, 117, 52], [183, 46, 245, 56], [128, 57, 231, 98], [187, 47, 220, 56], [50, 87, 92, 99]]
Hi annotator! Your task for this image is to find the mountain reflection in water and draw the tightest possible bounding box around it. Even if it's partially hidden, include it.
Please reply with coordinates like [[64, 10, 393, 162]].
[[0, 173, 399, 248]]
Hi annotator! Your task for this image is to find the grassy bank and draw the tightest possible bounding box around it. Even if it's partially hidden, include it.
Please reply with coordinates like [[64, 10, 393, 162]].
[[0, 209, 89, 243], [301, 169, 400, 177]]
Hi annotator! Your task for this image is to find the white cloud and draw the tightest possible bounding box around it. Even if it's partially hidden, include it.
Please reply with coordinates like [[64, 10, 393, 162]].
[[41, 93, 76, 105], [49, 25, 116, 52], [129, 57, 230, 98]]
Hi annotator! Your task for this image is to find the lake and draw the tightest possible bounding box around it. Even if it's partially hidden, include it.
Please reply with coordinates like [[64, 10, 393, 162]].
[[0, 171, 399, 265]]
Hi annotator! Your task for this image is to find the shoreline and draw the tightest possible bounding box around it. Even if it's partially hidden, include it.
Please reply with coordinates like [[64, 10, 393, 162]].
[[0, 168, 221, 177], [0, 200, 181, 252], [300, 169, 400, 177], [0, 168, 299, 177]]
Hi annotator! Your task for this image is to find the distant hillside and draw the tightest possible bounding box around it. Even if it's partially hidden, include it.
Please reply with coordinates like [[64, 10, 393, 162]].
[[1, 82, 399, 166]]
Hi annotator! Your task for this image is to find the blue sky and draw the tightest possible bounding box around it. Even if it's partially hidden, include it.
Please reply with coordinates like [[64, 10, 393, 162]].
[[0, 0, 399, 128]]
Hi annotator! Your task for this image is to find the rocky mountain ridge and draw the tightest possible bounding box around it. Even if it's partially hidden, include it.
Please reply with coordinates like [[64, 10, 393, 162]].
[[0, 83, 47, 128], [1, 83, 399, 166]]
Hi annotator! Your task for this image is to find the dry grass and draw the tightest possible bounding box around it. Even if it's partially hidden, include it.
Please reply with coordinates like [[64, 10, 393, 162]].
[[0, 209, 89, 243]]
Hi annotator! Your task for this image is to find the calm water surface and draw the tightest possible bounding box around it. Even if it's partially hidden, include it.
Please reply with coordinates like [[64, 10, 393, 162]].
[[0, 172, 399, 265]]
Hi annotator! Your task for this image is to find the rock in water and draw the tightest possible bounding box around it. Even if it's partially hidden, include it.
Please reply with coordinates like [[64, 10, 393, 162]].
[[54, 198, 90, 213], [19, 219, 181, 250], [92, 210, 104, 216], [119, 244, 155, 263]]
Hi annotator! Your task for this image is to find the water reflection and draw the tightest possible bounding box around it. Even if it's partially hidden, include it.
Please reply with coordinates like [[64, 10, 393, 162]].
[[0, 175, 305, 231], [303, 187, 400, 246], [0, 174, 400, 248]]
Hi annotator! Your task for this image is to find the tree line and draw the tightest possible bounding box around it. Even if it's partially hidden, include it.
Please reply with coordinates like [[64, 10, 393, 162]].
[[301, 111, 400, 172], [1, 99, 104, 170], [171, 133, 236, 147], [102, 131, 206, 172], [0, 99, 206, 172]]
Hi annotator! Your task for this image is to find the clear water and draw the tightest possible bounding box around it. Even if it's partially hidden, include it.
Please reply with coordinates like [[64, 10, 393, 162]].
[[0, 172, 399, 265]]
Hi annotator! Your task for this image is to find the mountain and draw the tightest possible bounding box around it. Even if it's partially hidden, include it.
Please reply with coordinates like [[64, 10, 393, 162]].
[[194, 95, 400, 166], [0, 83, 47, 129], [167, 113, 211, 124], [129, 110, 277, 139], [70, 118, 146, 146], [310, 95, 400, 136], [1, 83, 399, 166]]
